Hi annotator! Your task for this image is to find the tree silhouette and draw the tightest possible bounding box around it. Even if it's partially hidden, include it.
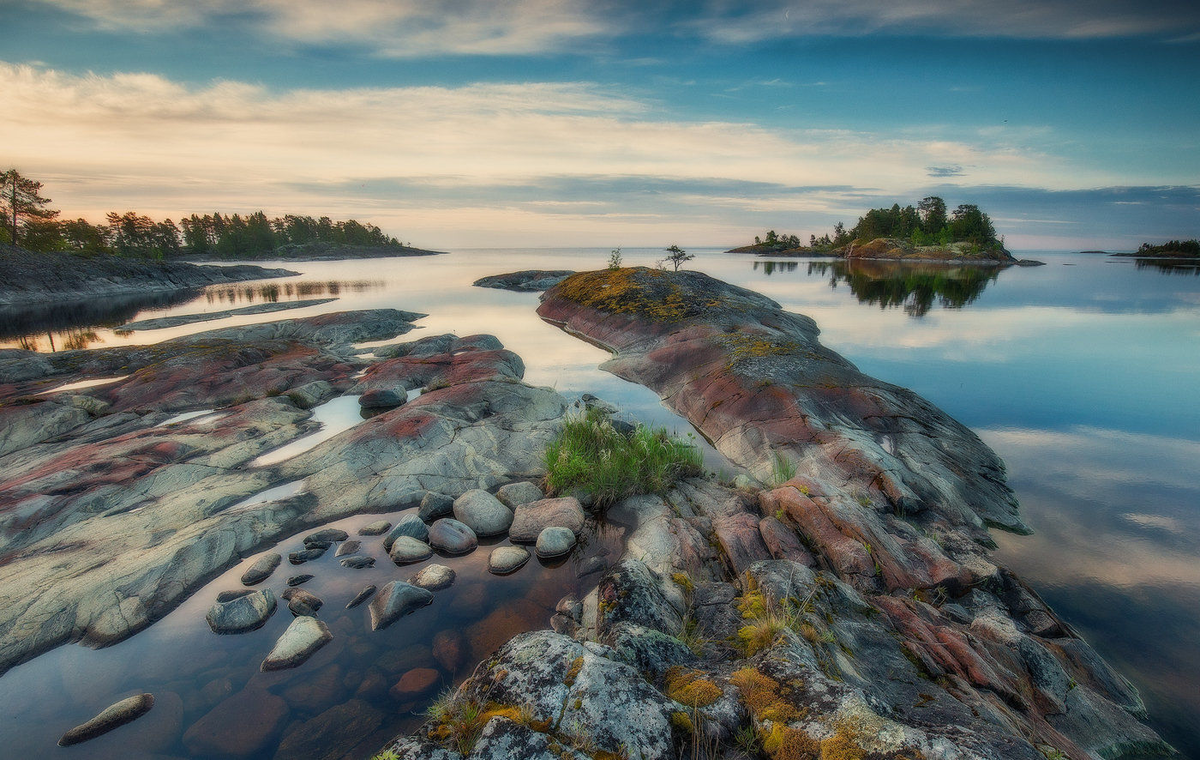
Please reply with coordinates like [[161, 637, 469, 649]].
[[1, 169, 59, 247], [662, 244, 693, 272]]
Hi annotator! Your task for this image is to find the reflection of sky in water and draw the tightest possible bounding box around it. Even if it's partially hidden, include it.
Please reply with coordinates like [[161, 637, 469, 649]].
[[3, 248, 1199, 751]]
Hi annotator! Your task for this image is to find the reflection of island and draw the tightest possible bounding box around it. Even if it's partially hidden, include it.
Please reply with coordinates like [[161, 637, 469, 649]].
[[808, 259, 1002, 317], [751, 260, 799, 276], [1133, 259, 1200, 276]]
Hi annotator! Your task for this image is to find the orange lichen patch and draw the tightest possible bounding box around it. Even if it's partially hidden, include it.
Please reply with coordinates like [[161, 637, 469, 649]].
[[476, 704, 552, 733], [730, 667, 804, 724], [721, 333, 801, 370], [665, 666, 723, 708], [819, 726, 867, 760], [564, 656, 584, 686], [552, 268, 704, 323], [761, 724, 820, 760]]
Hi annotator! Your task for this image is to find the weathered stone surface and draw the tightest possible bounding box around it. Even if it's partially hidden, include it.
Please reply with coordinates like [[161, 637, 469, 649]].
[[389, 536, 433, 565], [346, 584, 377, 609], [340, 555, 375, 569], [335, 539, 361, 557], [384, 514, 429, 549], [58, 693, 155, 746], [473, 269, 575, 292], [410, 564, 456, 591], [417, 492, 454, 522], [757, 514, 815, 566], [286, 574, 313, 586], [182, 686, 289, 756], [488, 545, 530, 574], [289, 546, 327, 565], [240, 552, 281, 586], [368, 581, 434, 631], [261, 616, 332, 671], [495, 480, 544, 508], [281, 588, 323, 617], [509, 496, 584, 543], [205, 588, 276, 634], [535, 526, 576, 559], [432, 629, 465, 672], [427, 518, 478, 555], [453, 489, 513, 537], [357, 520, 392, 536], [359, 388, 406, 409], [304, 527, 348, 546]]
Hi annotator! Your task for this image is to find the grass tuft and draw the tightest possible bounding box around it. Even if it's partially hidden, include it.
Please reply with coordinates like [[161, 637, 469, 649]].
[[544, 407, 703, 509]]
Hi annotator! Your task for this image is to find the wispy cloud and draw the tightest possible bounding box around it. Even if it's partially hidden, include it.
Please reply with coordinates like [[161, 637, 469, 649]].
[[926, 165, 965, 177]]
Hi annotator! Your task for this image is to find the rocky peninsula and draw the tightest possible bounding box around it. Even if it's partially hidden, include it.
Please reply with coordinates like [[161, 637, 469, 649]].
[[0, 246, 296, 307], [0, 268, 1173, 759]]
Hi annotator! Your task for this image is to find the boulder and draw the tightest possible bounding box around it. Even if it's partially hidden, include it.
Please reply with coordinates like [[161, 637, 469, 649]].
[[281, 587, 323, 617], [410, 564, 456, 591], [427, 518, 478, 555], [496, 480, 544, 509], [346, 584, 377, 609], [390, 668, 441, 700], [389, 536, 433, 565], [182, 686, 289, 756], [335, 539, 361, 557], [205, 589, 276, 634], [358, 520, 392, 536], [58, 693, 155, 746], [510, 496, 585, 543], [418, 492, 454, 522], [288, 546, 326, 565], [340, 555, 376, 569], [286, 574, 313, 587], [535, 526, 576, 559], [240, 552, 281, 586], [359, 388, 406, 409], [261, 616, 332, 671], [489, 546, 531, 574], [384, 514, 429, 549], [453, 489, 513, 537], [368, 581, 434, 631], [304, 527, 348, 546]]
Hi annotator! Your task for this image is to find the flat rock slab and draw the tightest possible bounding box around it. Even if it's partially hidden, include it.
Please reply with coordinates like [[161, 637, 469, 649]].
[[261, 616, 332, 671], [410, 564, 456, 591], [428, 518, 478, 555], [346, 584, 377, 609], [286, 574, 313, 587], [240, 553, 281, 586], [390, 667, 441, 700], [536, 526, 577, 559], [304, 528, 348, 546], [473, 270, 575, 292], [58, 693, 155, 746], [453, 489, 513, 537], [206, 588, 276, 634], [334, 539, 361, 557], [369, 581, 434, 631], [288, 546, 327, 565], [496, 480, 545, 508], [358, 520, 392, 536], [340, 555, 376, 569], [489, 546, 531, 574], [510, 496, 584, 543], [389, 536, 433, 565]]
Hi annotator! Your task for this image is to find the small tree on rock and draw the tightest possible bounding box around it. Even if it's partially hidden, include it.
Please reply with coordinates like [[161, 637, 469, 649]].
[[1, 169, 59, 247], [661, 244, 693, 272]]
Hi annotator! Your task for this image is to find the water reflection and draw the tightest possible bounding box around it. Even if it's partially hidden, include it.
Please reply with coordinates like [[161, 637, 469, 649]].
[[1133, 258, 1200, 276], [0, 289, 201, 348], [205, 280, 385, 306], [806, 259, 1003, 317], [752, 260, 798, 276]]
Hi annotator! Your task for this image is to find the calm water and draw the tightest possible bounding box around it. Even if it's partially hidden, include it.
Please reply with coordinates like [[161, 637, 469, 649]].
[[1, 249, 1198, 757]]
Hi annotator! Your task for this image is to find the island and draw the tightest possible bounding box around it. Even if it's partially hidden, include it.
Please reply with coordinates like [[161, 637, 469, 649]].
[[1113, 239, 1200, 259], [729, 197, 1043, 265]]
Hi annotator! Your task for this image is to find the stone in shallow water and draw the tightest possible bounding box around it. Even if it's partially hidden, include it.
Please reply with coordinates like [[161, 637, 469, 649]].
[[384, 514, 429, 549], [368, 581, 434, 631], [340, 555, 375, 569], [536, 526, 577, 559], [346, 584, 377, 609], [240, 552, 281, 586], [304, 527, 349, 546], [335, 539, 361, 557], [274, 699, 385, 760], [58, 693, 155, 746], [510, 496, 585, 543], [496, 480, 544, 508], [358, 520, 392, 536], [389, 536, 433, 565], [489, 546, 531, 575], [183, 687, 289, 756], [453, 489, 513, 537], [205, 588, 276, 634], [428, 518, 478, 555], [410, 563, 456, 591], [288, 546, 326, 565], [359, 388, 406, 409], [418, 491, 454, 521], [286, 574, 313, 587], [281, 587, 323, 617], [390, 668, 441, 700], [432, 629, 466, 672], [261, 616, 332, 671]]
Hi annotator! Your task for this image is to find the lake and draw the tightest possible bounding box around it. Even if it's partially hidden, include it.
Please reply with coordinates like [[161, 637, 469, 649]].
[[1, 248, 1197, 757]]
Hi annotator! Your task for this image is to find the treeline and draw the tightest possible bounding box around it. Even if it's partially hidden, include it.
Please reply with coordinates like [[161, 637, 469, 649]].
[[1136, 240, 1199, 257], [1, 169, 405, 259], [752, 196, 1003, 252]]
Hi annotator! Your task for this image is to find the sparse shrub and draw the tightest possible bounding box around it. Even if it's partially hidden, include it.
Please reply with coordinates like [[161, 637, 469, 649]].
[[608, 247, 623, 270], [543, 406, 702, 509], [770, 451, 796, 487]]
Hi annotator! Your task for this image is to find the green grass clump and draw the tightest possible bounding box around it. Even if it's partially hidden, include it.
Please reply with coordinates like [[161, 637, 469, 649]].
[[544, 407, 703, 508]]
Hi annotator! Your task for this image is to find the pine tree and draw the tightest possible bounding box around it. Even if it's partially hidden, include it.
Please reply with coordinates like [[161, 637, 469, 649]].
[[1, 169, 59, 247]]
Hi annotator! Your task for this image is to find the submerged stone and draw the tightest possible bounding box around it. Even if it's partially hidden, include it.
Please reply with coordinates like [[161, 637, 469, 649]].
[[368, 581, 434, 631], [58, 693, 155, 746], [261, 616, 332, 671]]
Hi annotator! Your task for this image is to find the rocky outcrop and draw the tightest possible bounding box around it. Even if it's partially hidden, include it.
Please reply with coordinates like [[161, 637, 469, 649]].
[[473, 270, 575, 292], [0, 317, 568, 675], [844, 237, 1017, 263], [114, 298, 337, 331], [0, 246, 296, 307]]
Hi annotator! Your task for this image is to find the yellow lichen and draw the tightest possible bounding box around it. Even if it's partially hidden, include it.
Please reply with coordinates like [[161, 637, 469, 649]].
[[761, 724, 820, 760], [670, 710, 694, 733], [553, 268, 702, 323], [819, 726, 866, 760], [671, 572, 695, 596], [730, 667, 804, 724], [564, 656, 584, 686], [665, 666, 723, 708]]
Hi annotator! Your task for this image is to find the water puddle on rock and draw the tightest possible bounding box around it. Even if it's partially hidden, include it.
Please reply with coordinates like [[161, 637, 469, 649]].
[[37, 375, 129, 394], [247, 396, 366, 468], [0, 506, 622, 759], [156, 409, 221, 427]]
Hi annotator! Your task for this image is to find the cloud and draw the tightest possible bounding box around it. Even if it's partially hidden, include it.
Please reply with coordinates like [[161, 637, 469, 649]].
[[926, 165, 965, 177], [1, 61, 1109, 246]]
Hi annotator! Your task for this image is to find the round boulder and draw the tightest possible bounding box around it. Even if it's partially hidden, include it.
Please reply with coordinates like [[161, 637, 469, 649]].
[[389, 536, 433, 565], [452, 489, 513, 537], [389, 668, 440, 700], [495, 481, 544, 509], [384, 514, 429, 550], [535, 527, 577, 559], [359, 388, 406, 409], [240, 553, 281, 586], [488, 546, 530, 575], [428, 518, 478, 555], [205, 589, 276, 634], [410, 563, 456, 591]]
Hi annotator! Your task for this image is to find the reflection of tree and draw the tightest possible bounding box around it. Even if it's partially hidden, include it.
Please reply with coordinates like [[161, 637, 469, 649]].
[[1134, 259, 1200, 276], [752, 260, 799, 276], [0, 289, 200, 347], [806, 260, 1003, 317], [204, 279, 384, 304]]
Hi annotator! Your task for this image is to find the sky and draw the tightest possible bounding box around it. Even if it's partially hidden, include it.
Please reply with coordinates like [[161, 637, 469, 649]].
[[1, 0, 1198, 250]]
